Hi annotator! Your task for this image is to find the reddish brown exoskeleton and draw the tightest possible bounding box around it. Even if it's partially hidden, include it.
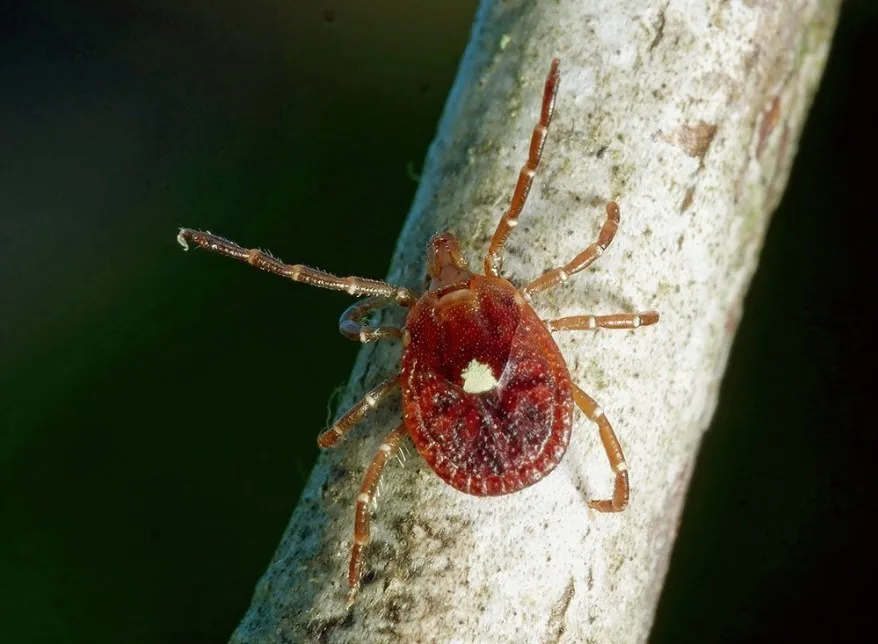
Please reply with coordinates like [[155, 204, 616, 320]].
[[177, 58, 658, 602]]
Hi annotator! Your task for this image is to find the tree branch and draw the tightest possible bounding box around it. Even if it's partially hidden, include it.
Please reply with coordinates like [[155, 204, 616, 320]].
[[230, 0, 839, 641]]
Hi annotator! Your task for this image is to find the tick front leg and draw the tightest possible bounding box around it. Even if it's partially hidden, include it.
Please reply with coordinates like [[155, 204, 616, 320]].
[[177, 229, 417, 306], [484, 58, 560, 277], [348, 422, 408, 604], [338, 297, 404, 343], [547, 311, 659, 332], [572, 384, 629, 512], [317, 377, 400, 448], [523, 201, 620, 298]]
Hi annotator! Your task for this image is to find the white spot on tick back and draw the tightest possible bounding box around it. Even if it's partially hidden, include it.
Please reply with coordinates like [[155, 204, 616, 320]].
[[461, 359, 499, 394]]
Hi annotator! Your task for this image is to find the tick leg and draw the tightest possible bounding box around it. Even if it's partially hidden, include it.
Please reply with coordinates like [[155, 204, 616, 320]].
[[339, 297, 404, 343], [484, 58, 560, 277], [348, 422, 408, 603], [572, 384, 629, 512], [547, 311, 659, 332], [317, 376, 400, 448], [177, 229, 417, 306], [523, 202, 620, 297]]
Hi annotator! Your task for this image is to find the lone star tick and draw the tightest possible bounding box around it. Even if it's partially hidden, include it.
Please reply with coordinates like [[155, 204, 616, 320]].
[[177, 58, 659, 602]]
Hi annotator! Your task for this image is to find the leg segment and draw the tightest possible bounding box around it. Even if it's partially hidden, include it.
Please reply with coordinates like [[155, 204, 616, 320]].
[[572, 384, 629, 512], [523, 201, 620, 297], [317, 377, 400, 448], [177, 229, 417, 306], [338, 297, 404, 343], [484, 58, 560, 277], [548, 310, 659, 332], [348, 422, 408, 601]]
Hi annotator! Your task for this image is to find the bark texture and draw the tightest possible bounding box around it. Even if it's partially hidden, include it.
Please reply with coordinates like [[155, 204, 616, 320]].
[[231, 0, 839, 641]]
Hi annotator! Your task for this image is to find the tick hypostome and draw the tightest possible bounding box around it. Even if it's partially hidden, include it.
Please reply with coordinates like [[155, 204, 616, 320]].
[[177, 57, 659, 602]]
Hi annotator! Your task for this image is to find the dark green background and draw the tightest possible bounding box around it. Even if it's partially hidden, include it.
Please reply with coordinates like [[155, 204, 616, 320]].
[[1, 1, 869, 642]]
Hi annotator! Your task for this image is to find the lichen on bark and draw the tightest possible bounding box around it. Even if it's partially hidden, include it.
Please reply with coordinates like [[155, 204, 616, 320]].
[[230, 0, 840, 641]]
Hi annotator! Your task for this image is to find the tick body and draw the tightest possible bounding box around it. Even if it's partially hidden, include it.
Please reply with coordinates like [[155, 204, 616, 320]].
[[402, 269, 573, 496], [177, 58, 659, 602]]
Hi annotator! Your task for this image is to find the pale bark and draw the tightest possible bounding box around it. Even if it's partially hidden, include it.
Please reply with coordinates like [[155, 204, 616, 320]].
[[230, 0, 839, 641]]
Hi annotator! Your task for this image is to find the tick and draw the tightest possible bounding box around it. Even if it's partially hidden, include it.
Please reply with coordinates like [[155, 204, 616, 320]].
[[177, 58, 658, 601]]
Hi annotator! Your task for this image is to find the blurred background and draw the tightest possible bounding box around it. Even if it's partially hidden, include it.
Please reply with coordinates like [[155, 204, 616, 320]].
[[0, 1, 870, 642]]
